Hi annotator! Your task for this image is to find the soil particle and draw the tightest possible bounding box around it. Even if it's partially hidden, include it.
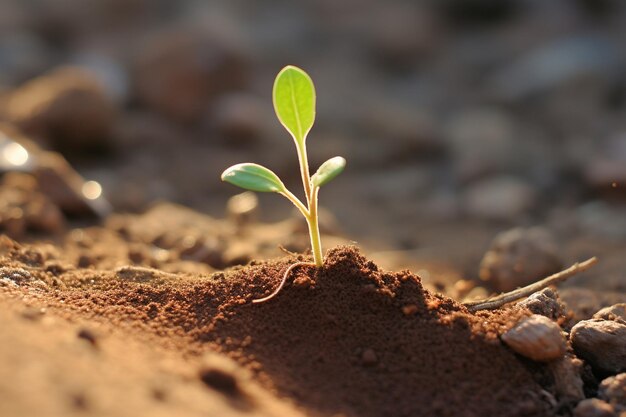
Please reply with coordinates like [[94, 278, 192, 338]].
[[518, 288, 565, 321], [0, 173, 65, 238], [573, 398, 617, 417], [77, 327, 98, 348], [593, 304, 626, 324], [598, 373, 626, 411], [561, 289, 626, 323], [361, 348, 378, 366], [0, 266, 33, 285], [401, 303, 419, 315], [501, 314, 567, 362], [59, 246, 552, 417], [199, 368, 240, 397], [570, 319, 626, 376], [547, 354, 585, 408]]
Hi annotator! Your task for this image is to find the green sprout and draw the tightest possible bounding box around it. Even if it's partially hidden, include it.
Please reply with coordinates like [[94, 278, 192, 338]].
[[221, 65, 346, 301]]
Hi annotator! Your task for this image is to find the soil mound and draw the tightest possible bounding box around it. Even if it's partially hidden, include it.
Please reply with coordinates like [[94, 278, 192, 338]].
[[54, 246, 550, 417]]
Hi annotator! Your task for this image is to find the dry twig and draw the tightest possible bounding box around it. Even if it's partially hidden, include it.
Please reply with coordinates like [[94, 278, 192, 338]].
[[464, 257, 598, 312]]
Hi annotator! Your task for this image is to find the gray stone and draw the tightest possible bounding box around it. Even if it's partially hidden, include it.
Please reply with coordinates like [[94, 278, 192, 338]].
[[570, 320, 626, 376], [5, 67, 115, 151], [490, 35, 619, 101], [599, 373, 626, 411], [548, 354, 585, 406], [573, 399, 616, 417], [479, 227, 562, 292], [463, 176, 537, 221], [594, 305, 626, 324], [518, 288, 564, 320], [501, 315, 567, 362]]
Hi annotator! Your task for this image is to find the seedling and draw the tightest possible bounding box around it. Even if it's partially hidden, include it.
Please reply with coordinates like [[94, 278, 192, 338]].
[[221, 65, 346, 302]]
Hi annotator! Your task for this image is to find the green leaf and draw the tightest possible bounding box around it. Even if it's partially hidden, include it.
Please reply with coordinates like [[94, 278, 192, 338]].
[[311, 156, 346, 188], [221, 163, 286, 193], [273, 65, 316, 146]]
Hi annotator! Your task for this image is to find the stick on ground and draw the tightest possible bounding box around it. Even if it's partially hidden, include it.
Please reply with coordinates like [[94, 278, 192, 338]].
[[464, 257, 598, 312]]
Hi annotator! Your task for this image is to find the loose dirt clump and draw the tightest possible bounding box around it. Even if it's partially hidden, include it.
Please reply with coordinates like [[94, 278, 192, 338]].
[[39, 245, 552, 417]]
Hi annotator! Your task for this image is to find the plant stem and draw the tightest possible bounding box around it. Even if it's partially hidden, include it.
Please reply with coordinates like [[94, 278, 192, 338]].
[[308, 186, 323, 267], [296, 143, 312, 202], [294, 141, 324, 267]]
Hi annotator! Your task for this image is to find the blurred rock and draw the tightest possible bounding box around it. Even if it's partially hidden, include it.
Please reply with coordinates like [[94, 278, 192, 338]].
[[490, 35, 620, 101], [0, 172, 64, 239], [599, 373, 626, 411], [134, 28, 248, 123], [463, 176, 537, 221], [0, 32, 53, 85], [570, 319, 626, 376], [576, 202, 626, 240], [594, 305, 626, 324], [501, 314, 567, 362], [34, 152, 110, 218], [440, 0, 520, 24], [0, 123, 110, 218], [363, 100, 444, 160], [70, 52, 130, 104], [211, 93, 267, 145], [226, 191, 259, 227], [177, 235, 225, 269], [445, 108, 517, 181], [548, 354, 585, 406], [560, 288, 626, 323], [573, 398, 617, 417], [583, 134, 626, 189], [479, 227, 562, 292], [365, 3, 442, 70], [518, 288, 564, 320], [4, 67, 115, 152], [461, 285, 489, 303]]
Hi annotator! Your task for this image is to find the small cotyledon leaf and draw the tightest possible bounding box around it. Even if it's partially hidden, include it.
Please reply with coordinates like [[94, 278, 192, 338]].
[[221, 163, 287, 193], [311, 156, 346, 188], [273, 65, 316, 146]]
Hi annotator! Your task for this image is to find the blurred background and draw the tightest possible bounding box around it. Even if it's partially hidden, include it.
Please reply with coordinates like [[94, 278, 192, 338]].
[[0, 0, 625, 290]]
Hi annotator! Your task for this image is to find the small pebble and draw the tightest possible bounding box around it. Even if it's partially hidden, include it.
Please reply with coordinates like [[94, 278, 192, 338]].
[[570, 319, 626, 376], [548, 354, 585, 405], [77, 328, 98, 348], [5, 67, 115, 151], [573, 398, 616, 417], [501, 314, 567, 362], [199, 368, 240, 397], [362, 349, 378, 366], [401, 304, 418, 316], [0, 266, 33, 285], [20, 307, 46, 321], [479, 227, 563, 292], [594, 304, 626, 324], [598, 373, 626, 409], [518, 288, 564, 320], [463, 176, 537, 221]]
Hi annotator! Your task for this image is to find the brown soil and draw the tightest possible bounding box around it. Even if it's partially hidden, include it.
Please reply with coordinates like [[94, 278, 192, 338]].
[[2, 235, 552, 417]]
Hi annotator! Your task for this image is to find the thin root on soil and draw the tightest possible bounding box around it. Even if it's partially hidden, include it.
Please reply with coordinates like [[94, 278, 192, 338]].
[[252, 261, 317, 304], [464, 257, 598, 312]]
